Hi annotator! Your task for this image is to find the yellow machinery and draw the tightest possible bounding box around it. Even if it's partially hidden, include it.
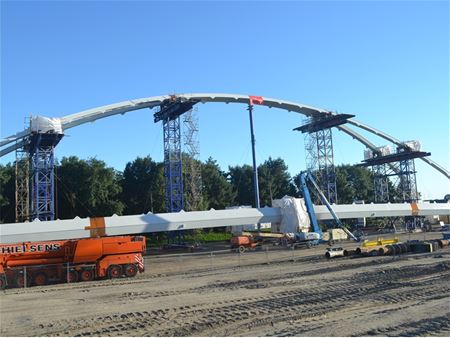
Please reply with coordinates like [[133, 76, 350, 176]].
[[361, 237, 399, 247]]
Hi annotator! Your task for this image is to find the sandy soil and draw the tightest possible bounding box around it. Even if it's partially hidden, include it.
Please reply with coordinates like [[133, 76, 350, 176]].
[[1, 232, 450, 337]]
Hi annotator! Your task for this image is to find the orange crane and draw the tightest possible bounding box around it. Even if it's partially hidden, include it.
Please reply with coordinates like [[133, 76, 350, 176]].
[[0, 235, 146, 289]]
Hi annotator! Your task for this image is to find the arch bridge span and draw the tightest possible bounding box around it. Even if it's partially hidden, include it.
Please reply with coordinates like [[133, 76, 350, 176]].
[[1, 93, 449, 179]]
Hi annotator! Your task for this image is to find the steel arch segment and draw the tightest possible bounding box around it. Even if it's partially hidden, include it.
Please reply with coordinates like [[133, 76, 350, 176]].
[[1, 93, 449, 179]]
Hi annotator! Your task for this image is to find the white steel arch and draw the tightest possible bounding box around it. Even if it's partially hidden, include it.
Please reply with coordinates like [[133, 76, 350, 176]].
[[1, 93, 449, 178]]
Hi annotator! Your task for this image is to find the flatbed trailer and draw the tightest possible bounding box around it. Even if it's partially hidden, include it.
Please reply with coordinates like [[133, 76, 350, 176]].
[[0, 235, 146, 289]]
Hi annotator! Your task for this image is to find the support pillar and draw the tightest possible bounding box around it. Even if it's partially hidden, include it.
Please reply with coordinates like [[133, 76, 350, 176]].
[[373, 164, 390, 203], [15, 146, 30, 222], [305, 123, 337, 204], [163, 116, 184, 213], [30, 143, 56, 221], [248, 104, 260, 209], [183, 108, 202, 211]]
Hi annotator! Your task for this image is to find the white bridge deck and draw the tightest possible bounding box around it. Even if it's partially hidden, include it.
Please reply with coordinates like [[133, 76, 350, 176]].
[[1, 202, 449, 244]]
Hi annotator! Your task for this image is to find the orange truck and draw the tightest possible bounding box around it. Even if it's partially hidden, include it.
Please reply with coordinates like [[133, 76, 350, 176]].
[[0, 235, 146, 289]]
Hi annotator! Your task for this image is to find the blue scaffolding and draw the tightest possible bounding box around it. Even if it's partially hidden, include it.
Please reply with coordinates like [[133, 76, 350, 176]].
[[28, 133, 63, 221], [163, 116, 184, 212], [154, 96, 197, 244], [155, 97, 197, 212]]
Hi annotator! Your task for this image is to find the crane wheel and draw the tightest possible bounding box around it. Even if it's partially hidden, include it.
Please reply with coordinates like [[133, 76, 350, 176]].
[[238, 246, 246, 254], [15, 274, 30, 288], [80, 269, 94, 282], [66, 270, 79, 283], [108, 265, 122, 279], [0, 276, 7, 290], [124, 264, 138, 278], [33, 272, 48, 286]]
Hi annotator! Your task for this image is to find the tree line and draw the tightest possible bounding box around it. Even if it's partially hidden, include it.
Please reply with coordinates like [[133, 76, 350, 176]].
[[0, 154, 391, 223]]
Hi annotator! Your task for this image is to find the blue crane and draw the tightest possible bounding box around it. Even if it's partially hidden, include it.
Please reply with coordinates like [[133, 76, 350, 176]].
[[299, 171, 360, 242]]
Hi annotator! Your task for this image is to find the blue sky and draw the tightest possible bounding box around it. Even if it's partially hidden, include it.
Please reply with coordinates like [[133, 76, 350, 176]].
[[1, 0, 449, 199]]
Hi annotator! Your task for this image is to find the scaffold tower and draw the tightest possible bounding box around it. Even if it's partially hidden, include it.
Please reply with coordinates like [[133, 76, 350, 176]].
[[154, 96, 197, 213], [372, 164, 390, 203], [15, 145, 30, 222], [183, 108, 202, 211], [296, 114, 353, 204], [361, 145, 427, 204], [305, 127, 337, 204], [398, 155, 418, 203], [163, 116, 184, 212], [29, 133, 63, 221]]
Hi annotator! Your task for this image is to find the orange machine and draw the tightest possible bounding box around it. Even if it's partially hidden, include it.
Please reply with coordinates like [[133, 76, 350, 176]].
[[0, 235, 146, 289], [230, 235, 260, 253]]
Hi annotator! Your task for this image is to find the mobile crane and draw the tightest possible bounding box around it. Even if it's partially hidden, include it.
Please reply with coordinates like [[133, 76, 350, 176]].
[[0, 234, 146, 289], [298, 171, 360, 243]]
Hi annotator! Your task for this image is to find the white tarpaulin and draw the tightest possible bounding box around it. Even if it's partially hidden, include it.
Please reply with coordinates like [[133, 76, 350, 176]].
[[30, 116, 63, 134], [271, 196, 311, 233]]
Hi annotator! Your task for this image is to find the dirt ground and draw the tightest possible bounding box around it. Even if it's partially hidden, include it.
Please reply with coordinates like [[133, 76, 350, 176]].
[[1, 232, 450, 337]]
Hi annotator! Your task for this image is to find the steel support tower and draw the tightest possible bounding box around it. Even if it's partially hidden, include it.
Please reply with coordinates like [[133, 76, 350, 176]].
[[398, 157, 418, 202], [372, 164, 390, 203], [183, 108, 202, 211], [15, 145, 30, 222], [361, 148, 428, 203], [296, 114, 354, 205], [163, 116, 184, 212], [306, 127, 337, 204], [154, 96, 197, 213], [29, 133, 63, 221]]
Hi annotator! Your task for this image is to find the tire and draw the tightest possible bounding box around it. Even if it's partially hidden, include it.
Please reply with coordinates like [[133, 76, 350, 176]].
[[124, 264, 138, 278], [0, 275, 7, 290], [108, 265, 122, 279], [33, 272, 48, 286], [325, 252, 331, 259], [16, 274, 30, 288], [238, 246, 246, 254], [306, 241, 312, 249], [80, 269, 94, 282], [66, 270, 79, 283]]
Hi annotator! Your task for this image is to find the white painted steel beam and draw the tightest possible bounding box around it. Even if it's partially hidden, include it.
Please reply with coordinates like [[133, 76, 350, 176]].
[[314, 202, 450, 220], [2, 93, 447, 179], [0, 207, 281, 244], [1, 203, 449, 244]]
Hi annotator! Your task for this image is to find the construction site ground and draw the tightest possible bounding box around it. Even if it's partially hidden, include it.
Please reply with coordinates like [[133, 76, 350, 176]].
[[1, 231, 450, 337]]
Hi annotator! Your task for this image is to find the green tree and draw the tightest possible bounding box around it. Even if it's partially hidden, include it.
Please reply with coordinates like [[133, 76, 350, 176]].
[[182, 153, 207, 211], [56, 156, 123, 219], [121, 156, 165, 214], [0, 163, 15, 223], [258, 157, 297, 206], [228, 164, 254, 206], [201, 157, 235, 209], [335, 164, 374, 203]]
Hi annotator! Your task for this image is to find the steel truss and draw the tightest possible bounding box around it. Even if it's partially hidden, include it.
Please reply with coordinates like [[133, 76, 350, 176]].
[[373, 164, 390, 203], [30, 143, 56, 221], [367, 153, 418, 204], [304, 120, 337, 204], [27, 133, 63, 221], [163, 117, 184, 213], [15, 145, 30, 222], [183, 108, 202, 211]]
